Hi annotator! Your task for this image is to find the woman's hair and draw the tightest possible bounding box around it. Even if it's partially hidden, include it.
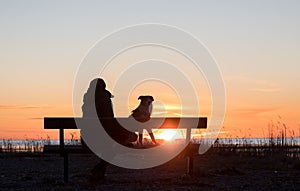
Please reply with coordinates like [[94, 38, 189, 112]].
[[89, 78, 106, 90]]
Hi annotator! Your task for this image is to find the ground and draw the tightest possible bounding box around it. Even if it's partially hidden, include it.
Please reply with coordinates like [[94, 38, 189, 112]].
[[0, 149, 300, 191]]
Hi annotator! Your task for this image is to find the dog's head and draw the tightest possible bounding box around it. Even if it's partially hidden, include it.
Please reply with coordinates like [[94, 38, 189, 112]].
[[132, 95, 154, 122], [138, 95, 154, 106]]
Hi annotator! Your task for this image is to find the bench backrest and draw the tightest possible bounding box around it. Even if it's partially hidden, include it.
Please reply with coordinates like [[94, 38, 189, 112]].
[[44, 117, 207, 130]]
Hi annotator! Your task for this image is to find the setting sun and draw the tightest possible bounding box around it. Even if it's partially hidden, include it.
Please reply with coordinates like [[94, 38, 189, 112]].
[[155, 129, 179, 141]]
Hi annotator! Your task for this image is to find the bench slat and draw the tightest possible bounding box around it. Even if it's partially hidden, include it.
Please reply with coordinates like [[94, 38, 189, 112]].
[[44, 145, 92, 154], [44, 117, 207, 129]]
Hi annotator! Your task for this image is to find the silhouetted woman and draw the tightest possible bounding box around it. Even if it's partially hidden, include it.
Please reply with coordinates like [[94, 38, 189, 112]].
[[82, 78, 137, 180]]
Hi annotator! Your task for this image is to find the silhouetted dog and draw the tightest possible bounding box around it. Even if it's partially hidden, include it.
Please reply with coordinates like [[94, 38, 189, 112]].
[[131, 95, 157, 145]]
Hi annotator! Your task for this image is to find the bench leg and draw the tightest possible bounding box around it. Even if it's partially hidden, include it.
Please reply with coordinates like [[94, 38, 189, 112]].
[[64, 153, 68, 183], [186, 143, 194, 175], [187, 155, 194, 175]]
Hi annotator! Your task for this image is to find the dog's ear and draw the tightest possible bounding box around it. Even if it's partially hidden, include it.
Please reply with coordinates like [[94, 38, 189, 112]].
[[138, 96, 144, 100]]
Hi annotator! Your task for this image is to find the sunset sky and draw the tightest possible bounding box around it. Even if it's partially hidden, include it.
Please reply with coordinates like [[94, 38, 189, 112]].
[[1, 1, 300, 139]]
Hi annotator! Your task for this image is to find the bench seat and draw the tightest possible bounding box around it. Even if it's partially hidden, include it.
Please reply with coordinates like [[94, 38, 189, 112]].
[[44, 117, 207, 182]]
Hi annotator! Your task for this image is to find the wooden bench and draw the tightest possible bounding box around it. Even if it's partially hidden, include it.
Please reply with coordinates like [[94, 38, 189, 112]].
[[44, 117, 207, 182]]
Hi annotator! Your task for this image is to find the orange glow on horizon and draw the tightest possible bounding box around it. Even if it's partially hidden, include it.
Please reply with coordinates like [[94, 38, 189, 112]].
[[0, 90, 300, 140], [155, 129, 179, 141]]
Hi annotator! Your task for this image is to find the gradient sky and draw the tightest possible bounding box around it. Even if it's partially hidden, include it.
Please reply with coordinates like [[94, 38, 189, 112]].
[[1, 0, 300, 139]]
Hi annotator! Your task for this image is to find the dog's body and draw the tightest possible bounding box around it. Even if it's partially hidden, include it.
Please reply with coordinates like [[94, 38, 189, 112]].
[[131, 96, 153, 122], [131, 95, 156, 145]]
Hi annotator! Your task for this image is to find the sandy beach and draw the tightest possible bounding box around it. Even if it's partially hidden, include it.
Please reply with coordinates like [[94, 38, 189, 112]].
[[1, 148, 300, 191]]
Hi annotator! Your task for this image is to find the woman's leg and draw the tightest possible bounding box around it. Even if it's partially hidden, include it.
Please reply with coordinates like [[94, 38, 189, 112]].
[[91, 159, 109, 180]]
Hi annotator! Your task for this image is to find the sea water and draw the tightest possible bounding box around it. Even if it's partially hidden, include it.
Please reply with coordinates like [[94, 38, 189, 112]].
[[1, 137, 299, 152]]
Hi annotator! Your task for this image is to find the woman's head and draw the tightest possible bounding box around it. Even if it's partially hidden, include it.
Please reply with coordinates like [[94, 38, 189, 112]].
[[90, 78, 106, 90]]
